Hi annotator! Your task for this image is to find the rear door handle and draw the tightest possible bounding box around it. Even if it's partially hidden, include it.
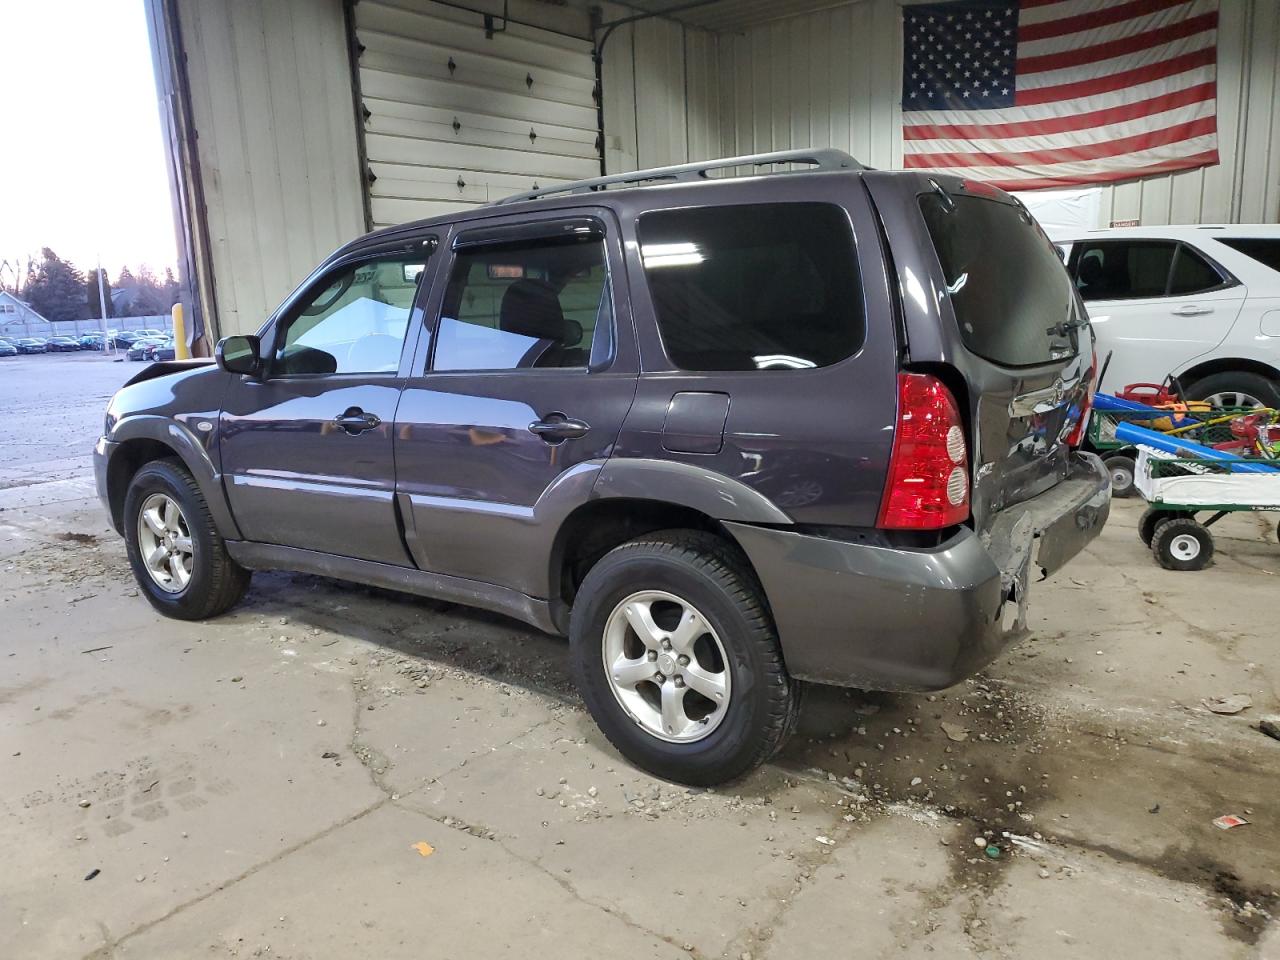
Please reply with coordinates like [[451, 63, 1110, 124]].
[[332, 408, 381, 435], [528, 413, 590, 442], [1171, 304, 1212, 316]]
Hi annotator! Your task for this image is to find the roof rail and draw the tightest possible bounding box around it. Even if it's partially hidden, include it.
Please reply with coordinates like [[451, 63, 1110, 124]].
[[494, 148, 863, 205]]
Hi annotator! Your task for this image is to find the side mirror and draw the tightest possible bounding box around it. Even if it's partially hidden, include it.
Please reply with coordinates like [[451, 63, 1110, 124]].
[[215, 335, 262, 376]]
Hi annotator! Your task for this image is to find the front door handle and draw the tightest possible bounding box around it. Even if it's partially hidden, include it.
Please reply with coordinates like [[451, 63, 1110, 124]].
[[1171, 304, 1213, 316], [333, 408, 381, 435], [528, 413, 590, 442]]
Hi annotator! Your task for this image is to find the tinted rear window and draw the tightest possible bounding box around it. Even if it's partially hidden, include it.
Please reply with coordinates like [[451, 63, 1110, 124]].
[[638, 203, 864, 371], [920, 193, 1076, 367], [1219, 238, 1280, 274]]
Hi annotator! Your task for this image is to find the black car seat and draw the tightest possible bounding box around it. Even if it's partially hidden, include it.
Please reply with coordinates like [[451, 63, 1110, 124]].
[[1076, 254, 1107, 299], [498, 279, 585, 368]]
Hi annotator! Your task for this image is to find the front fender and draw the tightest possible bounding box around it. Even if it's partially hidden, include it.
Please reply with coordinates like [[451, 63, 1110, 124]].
[[108, 414, 241, 539]]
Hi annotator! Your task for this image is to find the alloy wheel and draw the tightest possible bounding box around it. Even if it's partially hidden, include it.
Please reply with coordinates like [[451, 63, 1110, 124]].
[[1204, 391, 1264, 409], [602, 590, 731, 743], [137, 492, 194, 593]]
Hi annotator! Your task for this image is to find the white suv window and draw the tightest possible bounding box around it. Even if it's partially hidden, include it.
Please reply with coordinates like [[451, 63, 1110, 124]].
[[1072, 241, 1225, 301], [1219, 238, 1280, 274]]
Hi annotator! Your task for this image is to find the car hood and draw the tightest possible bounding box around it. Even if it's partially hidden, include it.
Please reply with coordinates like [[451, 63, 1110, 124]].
[[123, 358, 216, 387]]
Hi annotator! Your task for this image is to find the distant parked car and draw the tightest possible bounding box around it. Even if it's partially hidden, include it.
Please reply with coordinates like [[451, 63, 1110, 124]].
[[136, 328, 165, 338], [14, 338, 46, 354], [127, 337, 167, 361], [147, 339, 176, 361], [79, 333, 107, 350], [0, 341, 17, 358], [113, 331, 144, 349], [46, 336, 81, 353]]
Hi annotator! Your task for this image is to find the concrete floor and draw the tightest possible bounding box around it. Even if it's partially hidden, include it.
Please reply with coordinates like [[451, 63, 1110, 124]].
[[1, 352, 1278, 959]]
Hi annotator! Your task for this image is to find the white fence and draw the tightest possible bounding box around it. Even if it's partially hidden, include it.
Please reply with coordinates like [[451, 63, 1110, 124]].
[[0, 315, 173, 340]]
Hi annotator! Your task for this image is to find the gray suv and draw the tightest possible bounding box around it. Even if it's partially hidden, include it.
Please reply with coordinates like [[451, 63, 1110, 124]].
[[95, 150, 1109, 784]]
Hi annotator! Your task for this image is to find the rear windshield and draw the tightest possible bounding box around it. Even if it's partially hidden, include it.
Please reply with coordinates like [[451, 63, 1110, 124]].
[[1219, 237, 1280, 274], [920, 192, 1077, 367]]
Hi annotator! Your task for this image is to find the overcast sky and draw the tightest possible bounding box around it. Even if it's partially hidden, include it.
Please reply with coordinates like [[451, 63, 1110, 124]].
[[0, 0, 177, 279]]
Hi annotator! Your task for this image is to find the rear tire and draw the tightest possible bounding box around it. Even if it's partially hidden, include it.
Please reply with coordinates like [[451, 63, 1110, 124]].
[[569, 530, 800, 786], [1151, 517, 1213, 571], [1105, 454, 1137, 498], [123, 459, 250, 620], [1183, 371, 1280, 409]]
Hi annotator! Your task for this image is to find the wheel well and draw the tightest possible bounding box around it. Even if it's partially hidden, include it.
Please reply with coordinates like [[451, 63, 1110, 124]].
[[1175, 357, 1280, 391], [106, 438, 179, 531], [551, 499, 739, 611]]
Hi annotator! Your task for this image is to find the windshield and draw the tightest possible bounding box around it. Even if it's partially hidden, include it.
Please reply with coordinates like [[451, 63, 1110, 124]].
[[920, 192, 1080, 367]]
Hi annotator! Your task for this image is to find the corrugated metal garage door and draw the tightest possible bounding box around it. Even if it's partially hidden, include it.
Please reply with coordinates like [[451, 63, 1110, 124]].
[[353, 0, 601, 228]]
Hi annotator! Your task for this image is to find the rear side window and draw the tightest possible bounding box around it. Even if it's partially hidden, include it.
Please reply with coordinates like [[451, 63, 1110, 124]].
[[638, 203, 864, 371], [1169, 244, 1223, 295], [920, 193, 1076, 367], [1219, 238, 1280, 274]]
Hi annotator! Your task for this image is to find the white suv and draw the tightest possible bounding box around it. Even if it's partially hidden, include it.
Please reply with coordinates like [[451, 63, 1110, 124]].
[[1060, 226, 1280, 408]]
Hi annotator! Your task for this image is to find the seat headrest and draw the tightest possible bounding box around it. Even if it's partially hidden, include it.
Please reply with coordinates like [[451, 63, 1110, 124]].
[[499, 279, 580, 344], [1078, 256, 1104, 287]]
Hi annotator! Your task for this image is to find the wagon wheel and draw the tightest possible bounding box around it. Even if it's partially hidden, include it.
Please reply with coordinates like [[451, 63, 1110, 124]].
[[1151, 518, 1213, 571], [1138, 509, 1194, 547]]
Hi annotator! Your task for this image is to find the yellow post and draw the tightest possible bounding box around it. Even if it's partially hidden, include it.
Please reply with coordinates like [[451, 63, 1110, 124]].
[[172, 303, 190, 360]]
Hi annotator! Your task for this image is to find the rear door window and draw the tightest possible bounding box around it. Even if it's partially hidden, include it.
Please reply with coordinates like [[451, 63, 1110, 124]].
[[433, 233, 607, 372], [637, 203, 864, 371], [1071, 241, 1174, 301], [1219, 238, 1280, 274], [1071, 240, 1227, 300], [919, 192, 1076, 367]]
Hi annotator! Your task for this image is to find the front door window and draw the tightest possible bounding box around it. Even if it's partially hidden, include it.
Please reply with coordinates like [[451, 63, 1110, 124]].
[[274, 256, 427, 376]]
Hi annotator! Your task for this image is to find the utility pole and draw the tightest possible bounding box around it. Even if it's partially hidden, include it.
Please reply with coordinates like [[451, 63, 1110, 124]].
[[97, 255, 114, 356]]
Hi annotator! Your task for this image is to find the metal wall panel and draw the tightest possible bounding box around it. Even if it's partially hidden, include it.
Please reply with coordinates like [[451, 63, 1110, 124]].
[[602, 0, 1279, 225], [354, 0, 600, 226], [175, 0, 366, 336]]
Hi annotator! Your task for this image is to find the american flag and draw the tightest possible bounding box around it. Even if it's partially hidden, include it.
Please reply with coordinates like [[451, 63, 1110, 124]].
[[901, 0, 1220, 190]]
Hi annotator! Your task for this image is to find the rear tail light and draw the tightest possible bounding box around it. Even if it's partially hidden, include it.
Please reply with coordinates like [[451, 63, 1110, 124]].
[[1065, 346, 1099, 448], [877, 373, 970, 530]]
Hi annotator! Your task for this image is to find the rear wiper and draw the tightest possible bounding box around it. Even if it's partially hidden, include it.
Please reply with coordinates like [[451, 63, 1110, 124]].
[[1046, 313, 1089, 337]]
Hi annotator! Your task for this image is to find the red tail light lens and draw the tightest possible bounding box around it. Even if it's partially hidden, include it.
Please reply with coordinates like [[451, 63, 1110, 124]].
[[1065, 347, 1098, 448], [877, 373, 970, 530]]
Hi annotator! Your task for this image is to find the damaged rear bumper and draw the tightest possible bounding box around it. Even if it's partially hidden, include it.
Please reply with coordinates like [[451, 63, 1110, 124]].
[[725, 452, 1110, 692]]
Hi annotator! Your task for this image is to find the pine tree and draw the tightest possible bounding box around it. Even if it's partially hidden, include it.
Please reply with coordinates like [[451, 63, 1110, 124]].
[[86, 269, 113, 319], [164, 267, 180, 308], [24, 248, 87, 321]]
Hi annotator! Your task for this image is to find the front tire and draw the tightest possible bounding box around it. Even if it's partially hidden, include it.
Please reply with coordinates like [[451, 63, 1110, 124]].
[[570, 530, 800, 786], [123, 459, 250, 619]]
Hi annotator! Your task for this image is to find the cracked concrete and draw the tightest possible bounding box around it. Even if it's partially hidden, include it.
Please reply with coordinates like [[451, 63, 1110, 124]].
[[2, 354, 1278, 959]]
